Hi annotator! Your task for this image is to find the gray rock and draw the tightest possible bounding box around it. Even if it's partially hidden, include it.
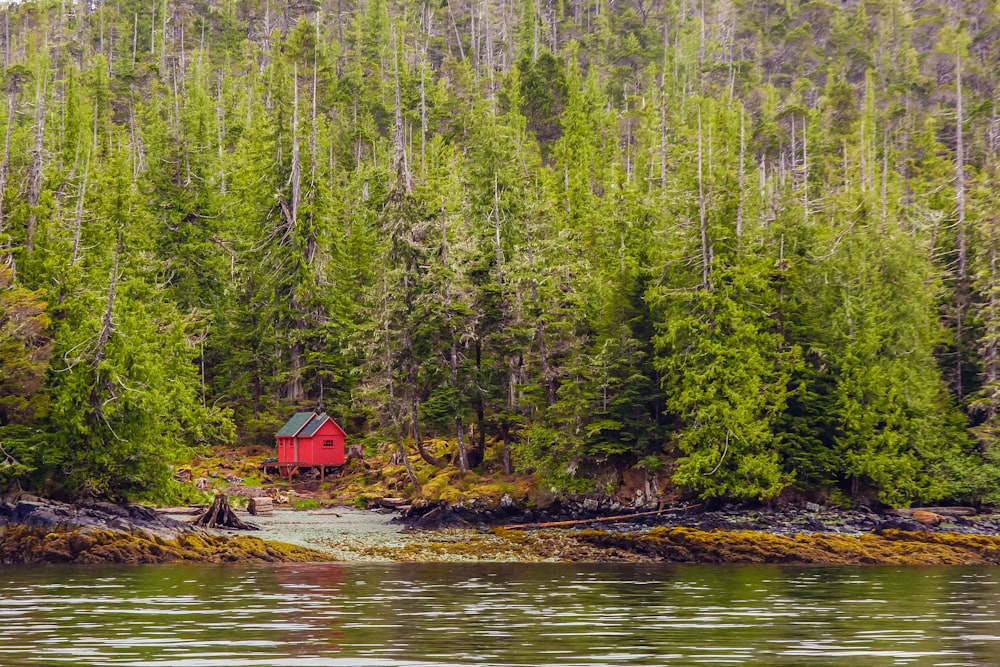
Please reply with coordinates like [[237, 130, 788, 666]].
[[0, 496, 196, 541]]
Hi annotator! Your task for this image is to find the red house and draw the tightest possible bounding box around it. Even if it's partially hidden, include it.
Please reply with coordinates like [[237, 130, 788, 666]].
[[275, 412, 347, 470]]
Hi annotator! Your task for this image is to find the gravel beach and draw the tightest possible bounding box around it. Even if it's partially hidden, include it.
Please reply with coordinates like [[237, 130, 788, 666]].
[[161, 504, 1000, 565], [164, 506, 414, 560], [163, 506, 583, 561]]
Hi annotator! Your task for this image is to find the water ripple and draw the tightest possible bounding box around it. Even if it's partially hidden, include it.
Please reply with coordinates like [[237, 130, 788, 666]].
[[2, 564, 1000, 665]]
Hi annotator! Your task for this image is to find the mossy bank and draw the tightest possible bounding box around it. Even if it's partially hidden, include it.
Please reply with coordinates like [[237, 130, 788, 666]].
[[351, 526, 1000, 566], [0, 495, 331, 564], [0, 525, 330, 564]]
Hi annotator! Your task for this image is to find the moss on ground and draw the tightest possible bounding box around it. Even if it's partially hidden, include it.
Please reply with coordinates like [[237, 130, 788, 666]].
[[185, 440, 539, 510]]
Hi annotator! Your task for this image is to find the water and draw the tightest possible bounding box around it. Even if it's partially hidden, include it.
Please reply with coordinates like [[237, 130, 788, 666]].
[[2, 563, 1000, 666]]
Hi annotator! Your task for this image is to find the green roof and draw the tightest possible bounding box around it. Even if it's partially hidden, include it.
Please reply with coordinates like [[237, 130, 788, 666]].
[[298, 413, 329, 437], [276, 412, 316, 437]]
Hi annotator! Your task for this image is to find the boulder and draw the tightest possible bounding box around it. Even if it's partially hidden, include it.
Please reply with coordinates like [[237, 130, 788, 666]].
[[912, 510, 945, 527]]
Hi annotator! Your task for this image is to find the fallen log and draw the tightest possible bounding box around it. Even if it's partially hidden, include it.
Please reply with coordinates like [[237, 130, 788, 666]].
[[501, 504, 700, 531], [378, 497, 409, 509], [191, 494, 258, 530], [154, 506, 203, 516]]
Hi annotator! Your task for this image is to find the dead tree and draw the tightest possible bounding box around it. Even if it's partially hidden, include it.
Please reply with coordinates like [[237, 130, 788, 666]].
[[191, 494, 259, 530]]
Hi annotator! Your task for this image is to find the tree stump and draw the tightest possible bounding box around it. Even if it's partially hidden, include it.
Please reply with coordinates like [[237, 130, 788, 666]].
[[191, 493, 259, 530], [248, 497, 273, 516]]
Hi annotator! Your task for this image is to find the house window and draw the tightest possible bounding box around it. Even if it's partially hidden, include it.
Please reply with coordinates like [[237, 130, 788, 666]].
[[323, 439, 334, 447]]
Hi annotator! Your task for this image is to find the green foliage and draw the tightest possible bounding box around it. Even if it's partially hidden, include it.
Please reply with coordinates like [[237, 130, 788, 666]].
[[291, 497, 322, 510], [655, 260, 801, 501], [1, 0, 999, 508], [0, 267, 51, 425]]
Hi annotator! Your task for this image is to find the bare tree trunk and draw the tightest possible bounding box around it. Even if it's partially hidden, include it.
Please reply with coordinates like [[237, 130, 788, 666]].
[[986, 237, 999, 421], [501, 344, 520, 475], [985, 99, 1000, 421], [89, 235, 122, 414], [445, 0, 467, 61], [384, 280, 420, 487], [25, 74, 46, 252], [310, 51, 317, 197], [880, 128, 888, 235], [290, 64, 301, 227], [161, 0, 169, 75], [217, 78, 226, 194], [408, 211, 444, 469], [70, 153, 89, 268], [736, 105, 744, 243], [955, 45, 967, 399], [455, 413, 470, 472], [441, 206, 470, 472], [285, 65, 305, 403], [411, 395, 445, 466], [475, 339, 486, 457], [420, 50, 427, 173], [391, 27, 411, 192], [129, 103, 147, 180], [801, 113, 809, 224], [396, 439, 419, 485], [697, 111, 710, 290], [859, 113, 866, 195], [150, 3, 155, 59], [0, 89, 16, 265]]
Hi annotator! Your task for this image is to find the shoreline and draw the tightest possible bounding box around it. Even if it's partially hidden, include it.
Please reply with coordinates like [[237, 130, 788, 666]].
[[8, 495, 1000, 565], [168, 503, 1000, 566]]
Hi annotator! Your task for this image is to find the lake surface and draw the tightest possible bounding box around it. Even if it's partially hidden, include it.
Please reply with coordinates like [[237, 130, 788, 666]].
[[2, 562, 999, 666]]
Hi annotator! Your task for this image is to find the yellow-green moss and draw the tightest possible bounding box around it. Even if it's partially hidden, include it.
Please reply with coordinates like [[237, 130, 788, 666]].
[[0, 525, 333, 565], [572, 528, 1000, 566]]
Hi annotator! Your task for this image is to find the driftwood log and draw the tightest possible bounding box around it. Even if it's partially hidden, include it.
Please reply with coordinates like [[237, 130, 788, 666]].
[[191, 494, 259, 530], [886, 507, 977, 518], [502, 504, 701, 530]]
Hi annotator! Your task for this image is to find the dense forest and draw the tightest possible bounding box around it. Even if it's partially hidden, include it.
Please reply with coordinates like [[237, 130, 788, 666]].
[[3, 0, 1000, 506]]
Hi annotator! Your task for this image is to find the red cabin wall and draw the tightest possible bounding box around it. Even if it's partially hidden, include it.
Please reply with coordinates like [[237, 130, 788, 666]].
[[275, 419, 346, 467], [309, 421, 346, 466]]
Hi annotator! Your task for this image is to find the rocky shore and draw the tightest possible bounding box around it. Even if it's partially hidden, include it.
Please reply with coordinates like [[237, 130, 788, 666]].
[[399, 496, 1000, 535], [362, 498, 1000, 565], [0, 495, 332, 564], [8, 493, 1000, 566]]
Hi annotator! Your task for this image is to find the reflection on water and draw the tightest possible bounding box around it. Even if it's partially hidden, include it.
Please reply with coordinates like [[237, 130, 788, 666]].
[[1, 562, 999, 666]]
